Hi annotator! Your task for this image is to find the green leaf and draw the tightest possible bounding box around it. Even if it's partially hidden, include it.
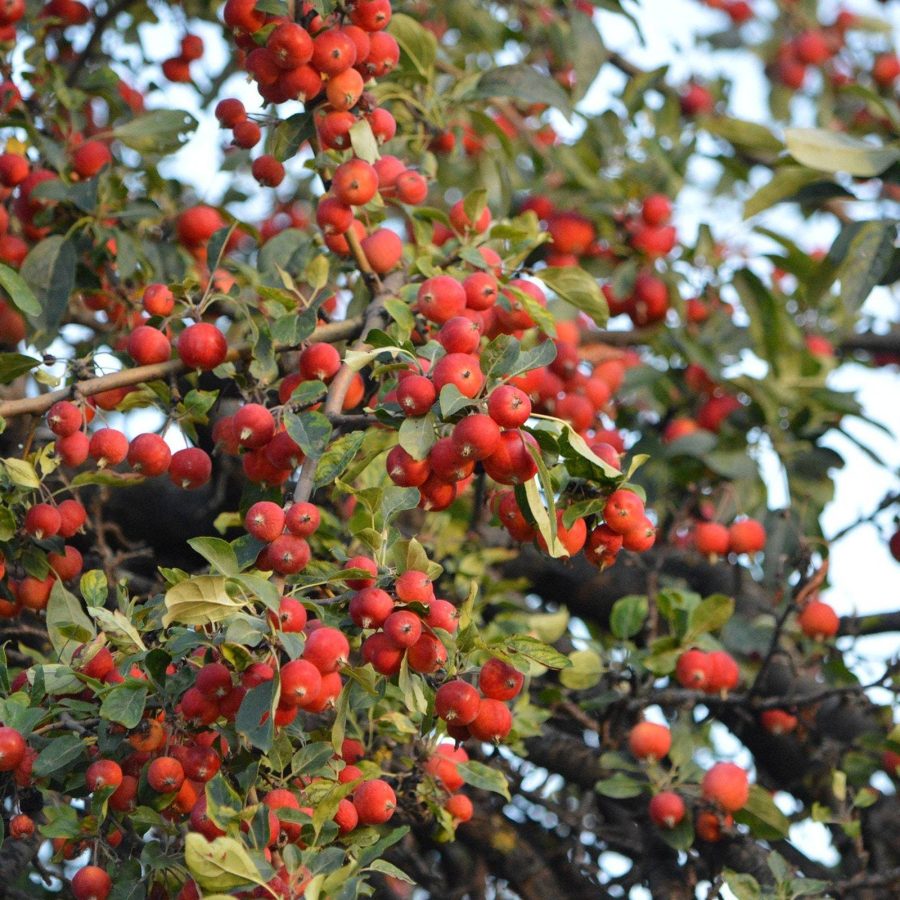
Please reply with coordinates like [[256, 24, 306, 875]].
[[497, 634, 571, 670], [284, 410, 333, 458], [0, 264, 40, 317], [267, 111, 315, 162], [163, 576, 244, 628], [595, 773, 646, 798], [685, 594, 734, 640], [735, 785, 790, 839], [79, 569, 108, 607], [46, 579, 95, 658], [458, 760, 511, 800], [784, 128, 900, 177], [113, 109, 198, 155], [470, 65, 573, 117], [743, 166, 826, 218], [33, 732, 84, 777], [559, 649, 603, 689], [398, 411, 436, 460], [187, 537, 239, 576], [381, 485, 420, 524], [314, 431, 366, 488], [389, 13, 437, 79], [2, 456, 40, 488], [722, 871, 761, 900], [236, 678, 278, 753], [20, 236, 77, 339], [100, 682, 148, 729], [184, 833, 267, 893], [349, 118, 380, 164], [88, 607, 146, 653], [536, 267, 608, 326], [610, 595, 648, 639], [705, 117, 783, 154]]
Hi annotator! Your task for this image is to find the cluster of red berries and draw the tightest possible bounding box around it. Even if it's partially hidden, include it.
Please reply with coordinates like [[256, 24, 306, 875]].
[[432, 655, 524, 744], [424, 741, 475, 824], [162, 32, 205, 84], [0, 495, 86, 614], [354, 567, 457, 677], [621, 719, 751, 840], [692, 516, 767, 558], [662, 363, 744, 441], [674, 647, 741, 694], [244, 499, 319, 574], [46, 398, 213, 488], [218, 0, 399, 197]]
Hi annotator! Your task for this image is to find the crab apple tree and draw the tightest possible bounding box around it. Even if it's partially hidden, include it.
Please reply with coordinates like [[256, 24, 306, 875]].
[[0, 0, 897, 898]]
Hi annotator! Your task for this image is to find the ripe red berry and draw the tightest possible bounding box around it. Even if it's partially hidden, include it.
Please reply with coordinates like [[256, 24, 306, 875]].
[[284, 502, 320, 537], [71, 866, 112, 900], [72, 141, 112, 178], [85, 759, 123, 792], [452, 414, 501, 461], [88, 429, 129, 467], [648, 791, 685, 829], [417, 276, 466, 324], [303, 626, 350, 673], [406, 632, 448, 673], [394, 570, 434, 604], [215, 97, 247, 127], [252, 154, 285, 187], [798, 600, 840, 640], [56, 431, 90, 468], [431, 353, 484, 398], [362, 632, 404, 676], [344, 555, 378, 589], [23, 502, 61, 538], [628, 721, 671, 761], [299, 342, 341, 381], [234, 403, 276, 449], [396, 374, 436, 416], [177, 205, 224, 246], [268, 534, 311, 574], [701, 762, 749, 813], [47, 400, 82, 436], [435, 680, 481, 725], [353, 779, 396, 825], [383, 610, 422, 648], [603, 489, 646, 535], [178, 322, 227, 370], [728, 518, 766, 554], [142, 283, 175, 316], [361, 227, 403, 273], [127, 433, 172, 476], [760, 709, 798, 735], [271, 597, 307, 633], [488, 384, 532, 428], [349, 587, 394, 628], [693, 521, 730, 556], [332, 158, 378, 207], [9, 812, 34, 838], [706, 650, 740, 693], [147, 756, 185, 793], [0, 726, 26, 771], [675, 649, 713, 690], [468, 698, 513, 742], [127, 325, 171, 365], [169, 447, 212, 490], [195, 662, 232, 698], [478, 658, 524, 701], [279, 659, 323, 709], [443, 793, 473, 823]]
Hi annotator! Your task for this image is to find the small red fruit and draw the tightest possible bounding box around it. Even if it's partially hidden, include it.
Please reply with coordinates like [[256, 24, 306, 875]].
[[702, 762, 749, 813], [798, 600, 840, 640], [627, 721, 671, 761], [353, 779, 396, 825], [648, 791, 685, 829], [71, 866, 112, 900], [178, 322, 227, 370], [435, 680, 481, 725]]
